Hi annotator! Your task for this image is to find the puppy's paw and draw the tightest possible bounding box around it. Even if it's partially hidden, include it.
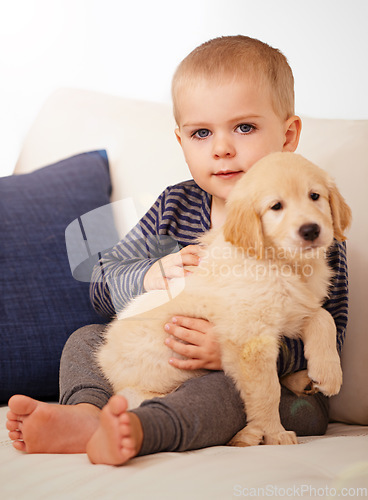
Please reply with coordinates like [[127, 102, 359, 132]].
[[229, 426, 298, 446], [228, 425, 263, 447], [308, 358, 342, 397], [263, 430, 298, 445]]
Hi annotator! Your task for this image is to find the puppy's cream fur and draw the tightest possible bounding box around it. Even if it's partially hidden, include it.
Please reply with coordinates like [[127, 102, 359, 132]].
[[98, 152, 351, 446]]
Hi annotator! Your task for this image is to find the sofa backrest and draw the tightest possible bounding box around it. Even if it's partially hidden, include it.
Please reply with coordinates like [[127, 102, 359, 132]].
[[14, 88, 368, 425]]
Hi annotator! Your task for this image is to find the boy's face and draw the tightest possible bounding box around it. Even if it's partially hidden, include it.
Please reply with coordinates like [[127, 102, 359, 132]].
[[175, 77, 300, 205]]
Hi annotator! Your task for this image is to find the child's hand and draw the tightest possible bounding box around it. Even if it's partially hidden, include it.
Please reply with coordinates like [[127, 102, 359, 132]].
[[164, 316, 222, 370], [143, 245, 200, 292]]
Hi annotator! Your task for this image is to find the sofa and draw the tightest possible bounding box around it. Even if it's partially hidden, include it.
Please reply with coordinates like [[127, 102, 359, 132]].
[[0, 88, 367, 498]]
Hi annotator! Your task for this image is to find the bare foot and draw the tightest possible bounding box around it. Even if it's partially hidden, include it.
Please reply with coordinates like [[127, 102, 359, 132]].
[[6, 395, 101, 453], [86, 395, 143, 466]]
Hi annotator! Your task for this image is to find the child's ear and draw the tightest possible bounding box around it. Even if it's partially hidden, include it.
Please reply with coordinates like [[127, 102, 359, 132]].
[[223, 198, 264, 258], [175, 128, 182, 146], [282, 115, 302, 152], [328, 182, 352, 241]]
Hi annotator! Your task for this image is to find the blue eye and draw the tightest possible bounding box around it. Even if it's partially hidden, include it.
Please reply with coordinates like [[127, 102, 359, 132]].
[[193, 129, 211, 139], [237, 123, 254, 134], [310, 192, 320, 201]]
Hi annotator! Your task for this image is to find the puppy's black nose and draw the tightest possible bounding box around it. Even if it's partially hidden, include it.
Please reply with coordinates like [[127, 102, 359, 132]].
[[299, 223, 320, 241]]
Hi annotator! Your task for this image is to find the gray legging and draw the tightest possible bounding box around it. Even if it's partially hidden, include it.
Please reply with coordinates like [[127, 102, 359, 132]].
[[59, 325, 329, 455]]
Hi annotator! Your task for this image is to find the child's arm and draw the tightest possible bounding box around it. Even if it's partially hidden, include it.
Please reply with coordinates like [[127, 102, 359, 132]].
[[277, 240, 348, 377], [89, 187, 179, 318], [89, 181, 209, 318]]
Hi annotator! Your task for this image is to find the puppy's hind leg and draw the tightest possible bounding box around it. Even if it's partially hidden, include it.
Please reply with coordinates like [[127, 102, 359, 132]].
[[223, 336, 298, 446], [280, 370, 318, 397]]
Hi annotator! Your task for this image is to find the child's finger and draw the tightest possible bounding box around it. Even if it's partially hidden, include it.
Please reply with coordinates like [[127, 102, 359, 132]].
[[170, 250, 200, 268], [168, 357, 204, 371], [160, 259, 200, 281], [164, 336, 200, 357], [171, 316, 212, 334], [160, 252, 199, 274], [179, 244, 201, 256], [164, 323, 202, 347], [180, 252, 201, 267]]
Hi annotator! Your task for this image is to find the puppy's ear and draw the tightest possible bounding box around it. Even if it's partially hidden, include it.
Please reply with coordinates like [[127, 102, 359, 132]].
[[329, 183, 352, 241], [223, 198, 264, 258]]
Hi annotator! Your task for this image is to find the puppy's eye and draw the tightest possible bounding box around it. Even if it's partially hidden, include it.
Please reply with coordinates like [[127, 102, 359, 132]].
[[271, 202, 283, 211], [310, 192, 320, 201]]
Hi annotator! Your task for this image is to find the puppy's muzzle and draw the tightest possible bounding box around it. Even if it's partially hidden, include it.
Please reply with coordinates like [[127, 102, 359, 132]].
[[299, 223, 320, 242]]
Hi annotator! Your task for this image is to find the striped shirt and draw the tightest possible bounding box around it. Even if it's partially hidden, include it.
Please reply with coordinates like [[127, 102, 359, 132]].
[[90, 179, 348, 377]]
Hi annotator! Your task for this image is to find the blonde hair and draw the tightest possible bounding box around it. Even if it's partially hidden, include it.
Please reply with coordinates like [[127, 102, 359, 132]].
[[172, 35, 295, 124]]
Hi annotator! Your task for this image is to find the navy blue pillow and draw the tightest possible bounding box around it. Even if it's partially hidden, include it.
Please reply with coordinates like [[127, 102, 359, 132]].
[[0, 151, 116, 402]]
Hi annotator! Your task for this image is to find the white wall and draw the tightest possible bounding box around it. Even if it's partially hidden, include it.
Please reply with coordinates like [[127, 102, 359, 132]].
[[1, 0, 367, 177]]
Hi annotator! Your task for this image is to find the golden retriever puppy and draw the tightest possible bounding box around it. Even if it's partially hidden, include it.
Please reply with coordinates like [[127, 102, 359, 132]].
[[97, 152, 351, 446]]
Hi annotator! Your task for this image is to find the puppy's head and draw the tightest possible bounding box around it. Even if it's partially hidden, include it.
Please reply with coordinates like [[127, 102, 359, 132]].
[[223, 152, 351, 259]]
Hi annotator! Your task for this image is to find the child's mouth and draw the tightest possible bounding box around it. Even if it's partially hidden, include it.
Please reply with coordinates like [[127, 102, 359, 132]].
[[214, 170, 243, 180]]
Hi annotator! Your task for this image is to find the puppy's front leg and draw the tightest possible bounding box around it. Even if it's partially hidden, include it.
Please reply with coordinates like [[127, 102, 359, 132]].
[[301, 308, 342, 396], [222, 336, 297, 446]]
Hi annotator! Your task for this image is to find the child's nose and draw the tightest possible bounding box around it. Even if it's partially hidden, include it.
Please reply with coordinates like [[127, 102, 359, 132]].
[[212, 134, 236, 159]]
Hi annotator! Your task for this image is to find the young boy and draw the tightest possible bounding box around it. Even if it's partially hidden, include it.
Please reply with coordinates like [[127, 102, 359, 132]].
[[7, 36, 348, 466]]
